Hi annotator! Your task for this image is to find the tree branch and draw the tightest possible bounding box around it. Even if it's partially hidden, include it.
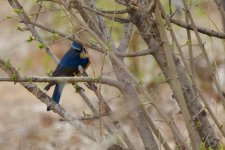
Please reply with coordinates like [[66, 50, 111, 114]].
[[0, 76, 123, 90], [118, 22, 133, 53], [169, 17, 225, 39], [99, 9, 128, 14], [81, 4, 131, 23]]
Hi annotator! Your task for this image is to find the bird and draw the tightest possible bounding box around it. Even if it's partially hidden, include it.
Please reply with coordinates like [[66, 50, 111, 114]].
[[44, 41, 90, 111]]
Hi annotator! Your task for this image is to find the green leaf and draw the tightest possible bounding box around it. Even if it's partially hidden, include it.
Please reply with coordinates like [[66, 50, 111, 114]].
[[38, 43, 46, 49], [200, 142, 206, 150], [26, 77, 33, 83], [73, 83, 80, 91], [16, 67, 21, 73], [208, 147, 213, 150], [165, 24, 170, 30], [12, 74, 17, 81], [32, 0, 39, 4], [93, 76, 101, 82], [90, 40, 97, 47], [46, 69, 53, 76], [16, 25, 22, 31], [51, 34, 58, 42], [195, 121, 201, 128], [3, 59, 11, 69], [185, 40, 191, 46], [26, 36, 34, 43], [82, 111, 91, 117], [6, 16, 13, 19], [139, 80, 144, 86], [13, 8, 23, 14]]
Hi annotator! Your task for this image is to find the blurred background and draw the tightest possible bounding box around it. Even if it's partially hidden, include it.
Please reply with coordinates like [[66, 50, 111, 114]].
[[1, 0, 225, 149]]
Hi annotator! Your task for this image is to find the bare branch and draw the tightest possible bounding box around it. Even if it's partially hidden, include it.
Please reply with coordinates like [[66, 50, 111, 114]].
[[118, 22, 133, 53], [170, 17, 225, 39], [99, 9, 128, 14], [214, 0, 225, 23], [81, 4, 131, 23], [0, 76, 123, 89]]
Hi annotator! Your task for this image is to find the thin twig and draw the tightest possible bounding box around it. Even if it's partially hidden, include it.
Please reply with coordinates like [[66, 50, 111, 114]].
[[99, 9, 128, 14], [118, 22, 133, 53], [169, 17, 225, 39], [82, 4, 130, 23], [214, 0, 225, 23], [185, 6, 195, 81]]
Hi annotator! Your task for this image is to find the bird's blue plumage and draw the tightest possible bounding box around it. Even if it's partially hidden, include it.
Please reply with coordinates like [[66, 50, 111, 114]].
[[52, 83, 64, 104], [44, 41, 89, 111]]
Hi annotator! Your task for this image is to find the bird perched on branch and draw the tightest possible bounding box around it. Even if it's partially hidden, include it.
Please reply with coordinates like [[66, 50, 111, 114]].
[[44, 41, 90, 111]]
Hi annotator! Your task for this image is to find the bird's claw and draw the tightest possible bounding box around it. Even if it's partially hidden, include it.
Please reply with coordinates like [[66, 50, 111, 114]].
[[47, 103, 61, 111], [47, 105, 53, 111]]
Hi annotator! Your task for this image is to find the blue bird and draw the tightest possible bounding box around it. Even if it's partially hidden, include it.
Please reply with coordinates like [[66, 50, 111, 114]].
[[44, 41, 90, 111]]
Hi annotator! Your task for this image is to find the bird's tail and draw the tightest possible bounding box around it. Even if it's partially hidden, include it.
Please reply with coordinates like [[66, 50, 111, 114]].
[[52, 83, 65, 104], [47, 83, 64, 111]]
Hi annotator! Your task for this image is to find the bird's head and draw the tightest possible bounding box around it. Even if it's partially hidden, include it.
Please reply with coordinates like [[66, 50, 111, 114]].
[[71, 41, 84, 51], [71, 41, 88, 58]]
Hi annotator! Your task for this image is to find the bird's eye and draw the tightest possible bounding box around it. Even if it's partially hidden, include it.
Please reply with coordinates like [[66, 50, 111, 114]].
[[74, 48, 81, 52]]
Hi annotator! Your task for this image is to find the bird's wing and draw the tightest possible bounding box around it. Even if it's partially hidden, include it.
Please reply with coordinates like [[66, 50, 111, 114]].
[[52, 64, 65, 76], [44, 64, 65, 91]]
